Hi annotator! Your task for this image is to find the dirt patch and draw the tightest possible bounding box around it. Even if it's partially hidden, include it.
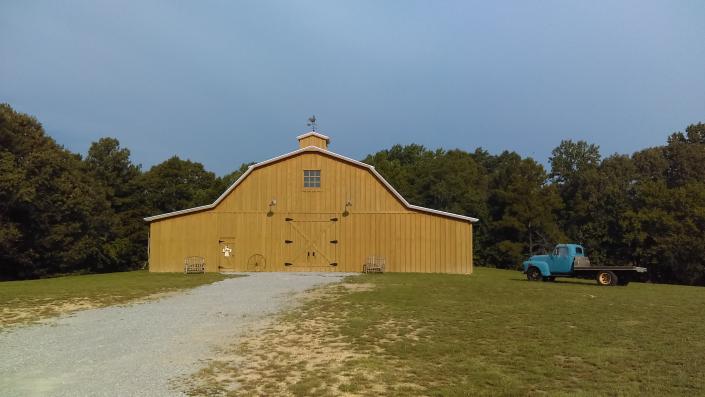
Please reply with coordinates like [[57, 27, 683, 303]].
[[340, 283, 375, 292], [1, 298, 99, 329], [183, 281, 424, 396], [1, 291, 180, 330]]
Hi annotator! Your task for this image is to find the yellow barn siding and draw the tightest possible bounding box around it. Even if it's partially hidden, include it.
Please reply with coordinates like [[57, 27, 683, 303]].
[[216, 153, 406, 215], [298, 135, 328, 150], [147, 140, 475, 274], [150, 212, 473, 274], [148, 212, 216, 272]]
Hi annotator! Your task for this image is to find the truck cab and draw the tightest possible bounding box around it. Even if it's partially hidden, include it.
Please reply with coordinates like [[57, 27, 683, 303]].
[[522, 244, 646, 286]]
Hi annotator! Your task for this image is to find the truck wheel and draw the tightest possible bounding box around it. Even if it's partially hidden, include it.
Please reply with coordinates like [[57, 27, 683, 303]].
[[526, 267, 542, 281], [596, 271, 618, 286]]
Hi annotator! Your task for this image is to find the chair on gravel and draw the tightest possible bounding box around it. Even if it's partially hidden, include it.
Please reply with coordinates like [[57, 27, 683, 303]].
[[184, 256, 206, 274], [362, 256, 385, 273]]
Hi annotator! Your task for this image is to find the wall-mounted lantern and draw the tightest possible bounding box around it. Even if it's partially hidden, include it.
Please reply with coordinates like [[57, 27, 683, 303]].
[[267, 199, 277, 217], [343, 200, 352, 216]]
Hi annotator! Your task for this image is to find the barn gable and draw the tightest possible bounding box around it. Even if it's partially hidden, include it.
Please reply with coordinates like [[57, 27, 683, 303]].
[[144, 136, 478, 223]]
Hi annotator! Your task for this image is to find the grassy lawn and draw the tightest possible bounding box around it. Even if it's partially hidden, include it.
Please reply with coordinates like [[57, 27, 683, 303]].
[[0, 271, 234, 330], [187, 268, 705, 396]]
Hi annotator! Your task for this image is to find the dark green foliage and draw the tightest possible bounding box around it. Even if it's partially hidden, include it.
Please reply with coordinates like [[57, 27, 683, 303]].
[[482, 152, 563, 268], [0, 104, 113, 278], [549, 140, 603, 251], [363, 144, 488, 218], [365, 125, 705, 286], [1, 102, 704, 285], [0, 104, 235, 279], [85, 138, 147, 271], [622, 126, 705, 285], [551, 126, 705, 285], [139, 156, 220, 214]]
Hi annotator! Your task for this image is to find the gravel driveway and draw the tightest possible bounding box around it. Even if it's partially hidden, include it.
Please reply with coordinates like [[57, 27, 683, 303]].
[[0, 272, 351, 397]]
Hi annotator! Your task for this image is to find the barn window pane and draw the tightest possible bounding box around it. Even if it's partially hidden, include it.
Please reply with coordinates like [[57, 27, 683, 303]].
[[304, 170, 321, 188]]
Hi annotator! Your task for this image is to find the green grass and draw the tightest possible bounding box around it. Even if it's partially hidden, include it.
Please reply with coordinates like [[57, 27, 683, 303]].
[[0, 271, 235, 329], [196, 268, 705, 396]]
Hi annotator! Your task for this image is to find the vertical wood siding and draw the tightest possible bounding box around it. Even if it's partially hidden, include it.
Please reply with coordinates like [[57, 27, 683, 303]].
[[148, 152, 473, 274], [298, 135, 328, 149]]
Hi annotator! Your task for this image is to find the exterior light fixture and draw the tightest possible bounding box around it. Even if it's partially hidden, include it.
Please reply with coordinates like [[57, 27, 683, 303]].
[[267, 199, 277, 217]]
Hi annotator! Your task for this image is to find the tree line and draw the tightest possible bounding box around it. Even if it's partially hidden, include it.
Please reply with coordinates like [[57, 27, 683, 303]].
[[0, 104, 249, 279], [365, 124, 705, 286], [1, 103, 704, 285]]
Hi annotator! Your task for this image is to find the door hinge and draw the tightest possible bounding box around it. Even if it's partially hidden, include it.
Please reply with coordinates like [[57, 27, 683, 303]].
[[330, 217, 338, 222], [330, 262, 338, 267], [330, 240, 338, 244], [285, 240, 293, 244], [284, 262, 293, 266], [285, 217, 293, 221]]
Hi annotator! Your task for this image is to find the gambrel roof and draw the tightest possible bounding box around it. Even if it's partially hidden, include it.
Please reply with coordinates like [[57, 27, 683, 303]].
[[144, 146, 479, 223]]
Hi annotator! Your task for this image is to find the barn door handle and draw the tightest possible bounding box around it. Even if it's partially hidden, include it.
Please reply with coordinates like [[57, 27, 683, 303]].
[[313, 252, 315, 257], [307, 252, 310, 257], [285, 240, 293, 244], [330, 240, 338, 244]]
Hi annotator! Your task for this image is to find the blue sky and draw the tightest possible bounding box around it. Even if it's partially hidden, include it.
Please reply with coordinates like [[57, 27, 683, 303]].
[[1, 1, 704, 175]]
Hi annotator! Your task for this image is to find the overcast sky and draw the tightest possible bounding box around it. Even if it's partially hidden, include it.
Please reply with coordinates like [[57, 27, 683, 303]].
[[2, 1, 704, 175]]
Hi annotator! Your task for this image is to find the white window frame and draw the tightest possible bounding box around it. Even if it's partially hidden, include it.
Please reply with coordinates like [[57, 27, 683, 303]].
[[303, 169, 321, 188]]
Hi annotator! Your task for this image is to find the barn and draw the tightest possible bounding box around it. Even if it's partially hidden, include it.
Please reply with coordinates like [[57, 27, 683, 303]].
[[145, 132, 478, 273]]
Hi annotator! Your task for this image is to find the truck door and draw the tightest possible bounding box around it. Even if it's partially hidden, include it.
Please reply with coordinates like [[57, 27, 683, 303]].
[[553, 246, 572, 273]]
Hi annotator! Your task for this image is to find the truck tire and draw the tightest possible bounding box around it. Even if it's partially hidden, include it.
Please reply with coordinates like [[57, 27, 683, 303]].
[[596, 270, 618, 286], [526, 267, 542, 281]]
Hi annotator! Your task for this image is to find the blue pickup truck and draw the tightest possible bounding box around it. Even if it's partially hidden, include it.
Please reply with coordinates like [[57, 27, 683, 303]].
[[522, 244, 647, 286]]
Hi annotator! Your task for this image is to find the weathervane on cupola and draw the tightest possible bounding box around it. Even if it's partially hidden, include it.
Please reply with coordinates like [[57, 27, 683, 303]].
[[307, 115, 318, 132]]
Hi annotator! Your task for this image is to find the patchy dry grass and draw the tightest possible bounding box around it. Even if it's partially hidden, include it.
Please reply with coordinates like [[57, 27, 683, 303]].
[[0, 271, 236, 330], [185, 268, 705, 396]]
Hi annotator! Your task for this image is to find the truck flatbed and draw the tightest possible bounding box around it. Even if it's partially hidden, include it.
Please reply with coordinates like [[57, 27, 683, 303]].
[[574, 266, 645, 272]]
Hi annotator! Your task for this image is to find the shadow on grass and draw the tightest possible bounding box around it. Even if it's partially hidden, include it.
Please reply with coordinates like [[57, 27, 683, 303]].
[[507, 277, 602, 286]]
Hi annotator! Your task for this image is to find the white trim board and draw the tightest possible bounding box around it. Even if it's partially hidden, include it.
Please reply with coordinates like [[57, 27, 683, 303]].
[[295, 131, 330, 142], [144, 146, 479, 223]]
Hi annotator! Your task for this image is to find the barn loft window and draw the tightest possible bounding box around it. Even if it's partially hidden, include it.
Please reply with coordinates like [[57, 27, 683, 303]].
[[304, 170, 321, 188]]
